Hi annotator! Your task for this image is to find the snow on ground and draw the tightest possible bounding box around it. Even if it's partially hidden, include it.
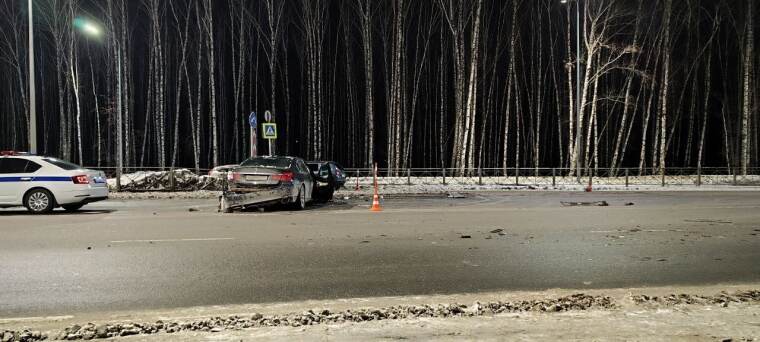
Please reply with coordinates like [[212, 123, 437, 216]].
[[156, 301, 760, 341], [106, 169, 760, 199], [3, 284, 759, 341], [348, 174, 760, 187], [109, 190, 221, 200], [107, 183, 760, 201], [340, 173, 760, 195], [106, 169, 222, 192], [339, 183, 760, 196]]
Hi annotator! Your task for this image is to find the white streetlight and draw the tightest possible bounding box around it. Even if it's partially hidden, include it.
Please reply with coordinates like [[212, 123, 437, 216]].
[[74, 17, 103, 38], [81, 22, 102, 37], [27, 1, 102, 156], [28, 0, 36, 155]]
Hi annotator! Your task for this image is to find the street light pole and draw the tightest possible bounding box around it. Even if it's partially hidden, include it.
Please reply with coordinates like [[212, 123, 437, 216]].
[[575, 0, 582, 183], [28, 0, 37, 155]]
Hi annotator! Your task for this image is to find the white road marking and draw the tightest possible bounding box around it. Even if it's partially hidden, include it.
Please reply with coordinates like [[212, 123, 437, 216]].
[[110, 238, 235, 244], [590, 229, 686, 233], [0, 315, 74, 324]]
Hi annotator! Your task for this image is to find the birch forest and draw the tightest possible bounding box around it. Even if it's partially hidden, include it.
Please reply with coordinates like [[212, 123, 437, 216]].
[[0, 0, 758, 175]]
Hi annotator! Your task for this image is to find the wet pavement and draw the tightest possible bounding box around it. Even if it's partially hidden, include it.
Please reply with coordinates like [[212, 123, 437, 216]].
[[1, 191, 759, 318]]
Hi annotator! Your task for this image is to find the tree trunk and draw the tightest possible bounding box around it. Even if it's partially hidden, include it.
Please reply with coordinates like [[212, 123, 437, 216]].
[[697, 46, 713, 169], [611, 0, 643, 174], [658, 0, 672, 174], [202, 0, 219, 166], [356, 0, 375, 167], [462, 0, 482, 174], [502, 0, 519, 173], [71, 50, 83, 165], [741, 0, 754, 174]]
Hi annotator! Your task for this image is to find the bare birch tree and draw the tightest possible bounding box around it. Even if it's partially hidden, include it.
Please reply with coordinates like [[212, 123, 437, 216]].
[[355, 0, 376, 167], [201, 0, 219, 166], [741, 0, 754, 174], [657, 0, 672, 174]]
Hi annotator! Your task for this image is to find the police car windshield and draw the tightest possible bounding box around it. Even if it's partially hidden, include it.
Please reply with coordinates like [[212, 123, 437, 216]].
[[43, 158, 82, 171]]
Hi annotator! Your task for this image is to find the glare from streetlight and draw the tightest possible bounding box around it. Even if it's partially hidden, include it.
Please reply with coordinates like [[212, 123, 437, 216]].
[[73, 18, 102, 37], [82, 22, 101, 36]]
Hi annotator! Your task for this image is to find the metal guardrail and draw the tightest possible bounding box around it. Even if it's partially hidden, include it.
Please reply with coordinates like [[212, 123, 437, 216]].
[[342, 167, 760, 188], [85, 166, 760, 192]]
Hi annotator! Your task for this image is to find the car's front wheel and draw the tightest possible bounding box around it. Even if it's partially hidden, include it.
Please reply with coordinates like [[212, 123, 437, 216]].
[[62, 204, 85, 212], [24, 189, 55, 214]]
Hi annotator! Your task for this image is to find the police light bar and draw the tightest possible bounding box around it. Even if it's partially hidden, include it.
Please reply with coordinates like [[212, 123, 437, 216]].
[[0, 151, 26, 156]]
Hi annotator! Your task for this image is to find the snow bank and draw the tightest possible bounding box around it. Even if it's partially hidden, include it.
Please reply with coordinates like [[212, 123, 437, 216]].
[[107, 170, 759, 194], [345, 175, 760, 187], [107, 169, 224, 191]]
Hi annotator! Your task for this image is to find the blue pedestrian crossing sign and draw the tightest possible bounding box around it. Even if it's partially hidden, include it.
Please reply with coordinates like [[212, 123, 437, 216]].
[[262, 123, 277, 139], [248, 112, 257, 127]]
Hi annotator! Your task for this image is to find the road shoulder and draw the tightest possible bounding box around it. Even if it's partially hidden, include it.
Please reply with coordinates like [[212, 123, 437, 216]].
[[2, 283, 759, 341]]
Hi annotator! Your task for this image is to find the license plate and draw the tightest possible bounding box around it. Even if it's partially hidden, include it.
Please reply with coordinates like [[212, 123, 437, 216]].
[[245, 175, 268, 181]]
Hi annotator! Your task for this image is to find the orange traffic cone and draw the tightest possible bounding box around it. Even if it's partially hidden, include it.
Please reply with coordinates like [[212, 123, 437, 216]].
[[370, 162, 382, 212], [370, 193, 382, 212]]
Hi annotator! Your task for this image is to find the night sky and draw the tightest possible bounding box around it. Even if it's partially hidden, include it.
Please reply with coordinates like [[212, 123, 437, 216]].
[[0, 0, 757, 173]]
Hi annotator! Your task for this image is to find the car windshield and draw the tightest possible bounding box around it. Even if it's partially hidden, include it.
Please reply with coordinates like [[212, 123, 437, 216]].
[[240, 157, 292, 169], [42, 158, 82, 171]]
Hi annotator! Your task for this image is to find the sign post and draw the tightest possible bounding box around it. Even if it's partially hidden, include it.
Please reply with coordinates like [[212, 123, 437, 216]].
[[262, 122, 278, 152], [249, 112, 258, 158], [264, 110, 275, 156]]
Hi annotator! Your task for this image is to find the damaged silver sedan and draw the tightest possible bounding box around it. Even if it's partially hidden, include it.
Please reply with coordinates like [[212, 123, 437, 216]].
[[220, 156, 314, 213]]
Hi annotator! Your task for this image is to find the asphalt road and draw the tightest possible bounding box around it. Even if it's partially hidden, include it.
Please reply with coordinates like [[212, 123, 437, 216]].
[[1, 191, 759, 318]]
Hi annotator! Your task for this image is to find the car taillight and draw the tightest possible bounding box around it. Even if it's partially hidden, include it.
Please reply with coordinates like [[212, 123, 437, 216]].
[[271, 171, 294, 183], [227, 172, 240, 182], [72, 175, 89, 184]]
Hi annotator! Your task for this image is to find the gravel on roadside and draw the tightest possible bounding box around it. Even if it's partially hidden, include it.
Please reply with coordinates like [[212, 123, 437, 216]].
[[3, 290, 760, 341]]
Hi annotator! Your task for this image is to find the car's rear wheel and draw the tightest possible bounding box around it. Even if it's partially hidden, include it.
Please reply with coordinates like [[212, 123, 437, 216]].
[[24, 189, 55, 214], [292, 185, 306, 210], [62, 204, 85, 212]]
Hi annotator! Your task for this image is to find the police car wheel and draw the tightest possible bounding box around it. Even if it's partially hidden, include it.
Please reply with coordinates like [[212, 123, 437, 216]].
[[24, 189, 55, 214], [62, 204, 85, 212]]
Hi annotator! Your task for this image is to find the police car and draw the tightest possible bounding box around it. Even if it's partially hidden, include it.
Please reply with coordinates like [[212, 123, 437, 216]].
[[0, 151, 108, 213]]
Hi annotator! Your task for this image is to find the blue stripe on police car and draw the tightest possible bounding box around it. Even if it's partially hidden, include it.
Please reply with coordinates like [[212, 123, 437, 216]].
[[0, 176, 73, 182]]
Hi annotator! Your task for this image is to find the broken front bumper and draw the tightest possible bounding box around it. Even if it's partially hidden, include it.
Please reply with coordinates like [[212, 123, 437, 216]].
[[220, 184, 294, 211]]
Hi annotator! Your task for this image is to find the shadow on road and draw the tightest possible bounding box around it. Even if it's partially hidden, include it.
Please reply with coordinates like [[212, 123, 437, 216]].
[[231, 200, 356, 214], [0, 209, 115, 217], [309, 200, 355, 211]]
